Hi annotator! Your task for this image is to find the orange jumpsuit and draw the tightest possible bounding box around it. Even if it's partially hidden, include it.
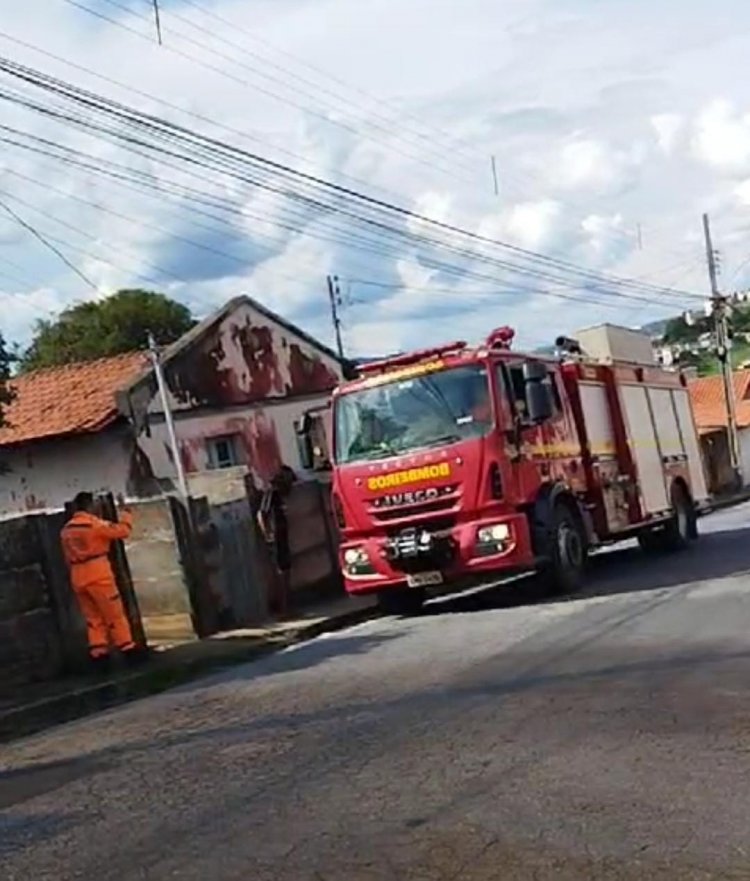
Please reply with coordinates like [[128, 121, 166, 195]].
[[61, 510, 136, 659]]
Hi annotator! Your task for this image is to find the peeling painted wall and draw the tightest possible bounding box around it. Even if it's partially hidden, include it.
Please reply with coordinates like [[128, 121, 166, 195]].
[[138, 396, 327, 496], [127, 299, 342, 499], [154, 300, 341, 413]]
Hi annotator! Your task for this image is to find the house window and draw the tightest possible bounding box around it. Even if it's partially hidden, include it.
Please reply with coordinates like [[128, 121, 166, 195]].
[[206, 435, 241, 470]]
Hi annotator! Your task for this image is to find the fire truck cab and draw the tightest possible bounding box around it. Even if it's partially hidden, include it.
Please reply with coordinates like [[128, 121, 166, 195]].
[[298, 324, 709, 614]]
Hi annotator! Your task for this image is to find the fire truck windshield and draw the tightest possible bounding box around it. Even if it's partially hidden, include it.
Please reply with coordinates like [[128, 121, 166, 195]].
[[335, 364, 491, 464]]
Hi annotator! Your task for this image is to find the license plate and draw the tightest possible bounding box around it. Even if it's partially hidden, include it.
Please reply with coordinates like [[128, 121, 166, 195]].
[[407, 571, 443, 588]]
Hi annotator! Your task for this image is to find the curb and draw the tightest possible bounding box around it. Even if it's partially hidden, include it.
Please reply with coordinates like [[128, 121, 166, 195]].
[[702, 492, 750, 515], [0, 604, 378, 744]]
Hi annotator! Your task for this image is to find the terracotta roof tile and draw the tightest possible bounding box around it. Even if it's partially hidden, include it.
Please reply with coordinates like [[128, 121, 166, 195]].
[[687, 370, 750, 433], [0, 352, 149, 447]]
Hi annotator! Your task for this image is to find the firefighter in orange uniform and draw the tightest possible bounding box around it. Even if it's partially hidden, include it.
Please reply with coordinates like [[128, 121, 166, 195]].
[[61, 492, 146, 670]]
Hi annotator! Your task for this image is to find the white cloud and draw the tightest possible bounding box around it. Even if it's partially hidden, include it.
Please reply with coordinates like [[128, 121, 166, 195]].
[[692, 99, 750, 172], [651, 113, 684, 154], [3, 0, 750, 357], [505, 200, 562, 250]]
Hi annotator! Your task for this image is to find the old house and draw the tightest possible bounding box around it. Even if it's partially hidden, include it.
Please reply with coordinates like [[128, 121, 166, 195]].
[[688, 370, 750, 493], [0, 296, 345, 516]]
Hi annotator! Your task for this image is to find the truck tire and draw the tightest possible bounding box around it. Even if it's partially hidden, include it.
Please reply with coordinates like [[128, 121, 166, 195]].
[[542, 501, 587, 595], [638, 483, 696, 553], [377, 588, 426, 616]]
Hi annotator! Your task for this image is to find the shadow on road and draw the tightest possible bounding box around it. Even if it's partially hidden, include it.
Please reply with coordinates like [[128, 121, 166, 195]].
[[425, 523, 750, 617], [172, 630, 400, 698]]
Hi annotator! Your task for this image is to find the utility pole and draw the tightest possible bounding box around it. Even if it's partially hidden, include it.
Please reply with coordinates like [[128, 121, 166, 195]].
[[703, 213, 743, 488], [147, 332, 189, 499], [152, 0, 163, 45], [490, 155, 499, 197], [327, 274, 345, 360]]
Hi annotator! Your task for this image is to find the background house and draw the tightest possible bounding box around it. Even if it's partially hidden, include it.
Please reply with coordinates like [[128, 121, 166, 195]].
[[688, 370, 750, 493], [0, 352, 151, 515], [0, 296, 346, 516]]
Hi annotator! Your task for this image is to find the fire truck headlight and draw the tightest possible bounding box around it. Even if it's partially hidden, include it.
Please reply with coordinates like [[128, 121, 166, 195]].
[[343, 546, 375, 576], [476, 523, 511, 555], [477, 523, 510, 543]]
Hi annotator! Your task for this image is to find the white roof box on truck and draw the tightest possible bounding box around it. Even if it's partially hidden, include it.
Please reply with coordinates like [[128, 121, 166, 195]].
[[575, 323, 655, 366]]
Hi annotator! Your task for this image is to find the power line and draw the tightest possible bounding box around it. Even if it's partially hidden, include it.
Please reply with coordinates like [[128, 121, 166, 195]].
[[177, 0, 482, 164], [0, 196, 99, 292], [140, 0, 702, 259], [0, 24, 692, 264], [0, 56, 702, 308], [60, 0, 476, 186]]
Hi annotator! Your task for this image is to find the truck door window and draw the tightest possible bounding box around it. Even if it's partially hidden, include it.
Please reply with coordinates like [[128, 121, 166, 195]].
[[498, 363, 561, 425], [498, 363, 530, 424]]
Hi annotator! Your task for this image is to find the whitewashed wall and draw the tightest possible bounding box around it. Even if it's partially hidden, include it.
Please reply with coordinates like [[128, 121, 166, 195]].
[[0, 428, 134, 518]]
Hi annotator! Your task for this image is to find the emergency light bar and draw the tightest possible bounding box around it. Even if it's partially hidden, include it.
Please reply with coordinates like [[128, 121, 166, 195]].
[[357, 341, 468, 376]]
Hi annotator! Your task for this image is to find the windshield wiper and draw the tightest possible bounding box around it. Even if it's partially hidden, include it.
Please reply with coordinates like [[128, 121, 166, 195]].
[[355, 442, 400, 461], [419, 433, 461, 447]]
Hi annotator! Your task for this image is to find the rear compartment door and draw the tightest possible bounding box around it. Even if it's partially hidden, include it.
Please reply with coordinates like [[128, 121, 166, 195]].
[[672, 387, 710, 503], [619, 384, 670, 515]]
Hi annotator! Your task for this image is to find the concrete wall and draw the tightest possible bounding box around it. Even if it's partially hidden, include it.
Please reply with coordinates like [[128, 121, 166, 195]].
[[124, 497, 195, 645], [0, 514, 87, 697]]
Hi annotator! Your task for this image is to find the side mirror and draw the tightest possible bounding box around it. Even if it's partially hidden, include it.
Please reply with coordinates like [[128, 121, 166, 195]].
[[523, 361, 553, 424], [523, 360, 548, 383], [295, 414, 314, 471]]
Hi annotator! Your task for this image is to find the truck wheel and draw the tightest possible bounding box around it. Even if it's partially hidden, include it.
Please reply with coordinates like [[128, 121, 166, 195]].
[[661, 483, 696, 551], [543, 502, 587, 595], [377, 588, 426, 616], [637, 529, 663, 553], [638, 484, 696, 553]]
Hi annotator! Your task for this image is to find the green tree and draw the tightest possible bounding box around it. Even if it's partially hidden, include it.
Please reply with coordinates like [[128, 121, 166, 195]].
[[0, 333, 14, 427], [21, 289, 195, 371]]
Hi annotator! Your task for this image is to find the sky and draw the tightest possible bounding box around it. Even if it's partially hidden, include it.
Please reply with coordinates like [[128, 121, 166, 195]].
[[3, 0, 750, 357]]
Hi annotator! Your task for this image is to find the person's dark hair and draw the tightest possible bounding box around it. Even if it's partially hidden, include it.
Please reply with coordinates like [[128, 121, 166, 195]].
[[72, 491, 95, 512], [271, 465, 296, 494]]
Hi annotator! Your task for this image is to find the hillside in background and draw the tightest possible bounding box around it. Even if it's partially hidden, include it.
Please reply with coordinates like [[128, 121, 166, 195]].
[[658, 299, 750, 376]]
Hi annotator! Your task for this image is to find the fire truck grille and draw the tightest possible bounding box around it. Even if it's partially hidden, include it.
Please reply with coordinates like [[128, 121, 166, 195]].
[[384, 519, 458, 574], [369, 484, 459, 524]]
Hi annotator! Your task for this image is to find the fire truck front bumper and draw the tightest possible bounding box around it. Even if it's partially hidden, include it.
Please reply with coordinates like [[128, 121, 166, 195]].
[[340, 512, 535, 595]]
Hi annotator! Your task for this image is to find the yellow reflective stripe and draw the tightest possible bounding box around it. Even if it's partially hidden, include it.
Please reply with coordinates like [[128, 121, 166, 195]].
[[359, 359, 445, 389]]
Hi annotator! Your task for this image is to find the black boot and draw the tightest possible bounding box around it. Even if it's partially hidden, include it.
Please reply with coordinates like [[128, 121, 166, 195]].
[[122, 646, 151, 668], [90, 655, 112, 675]]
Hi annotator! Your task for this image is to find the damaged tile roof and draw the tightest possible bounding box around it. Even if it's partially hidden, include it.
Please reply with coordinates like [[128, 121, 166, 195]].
[[0, 352, 149, 447], [688, 370, 750, 433]]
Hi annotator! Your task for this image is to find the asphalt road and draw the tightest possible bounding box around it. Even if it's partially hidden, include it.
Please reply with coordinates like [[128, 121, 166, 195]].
[[3, 503, 750, 880]]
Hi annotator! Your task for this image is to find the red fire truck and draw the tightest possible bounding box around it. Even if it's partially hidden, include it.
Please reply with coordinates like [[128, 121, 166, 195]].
[[298, 324, 710, 614]]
